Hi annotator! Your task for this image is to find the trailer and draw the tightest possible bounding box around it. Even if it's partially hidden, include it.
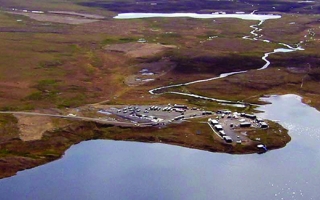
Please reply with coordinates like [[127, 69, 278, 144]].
[[209, 119, 219, 125], [240, 122, 251, 128], [223, 136, 233, 143], [219, 130, 226, 136], [173, 104, 188, 109], [241, 113, 256, 120], [260, 122, 269, 129], [214, 124, 223, 131]]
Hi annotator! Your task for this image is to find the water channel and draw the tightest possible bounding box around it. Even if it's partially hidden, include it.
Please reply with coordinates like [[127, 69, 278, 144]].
[[0, 94, 320, 200], [115, 13, 304, 107], [1, 13, 318, 200]]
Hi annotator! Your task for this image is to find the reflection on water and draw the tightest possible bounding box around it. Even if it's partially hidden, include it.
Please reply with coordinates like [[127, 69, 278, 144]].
[[0, 94, 320, 200], [114, 13, 281, 21]]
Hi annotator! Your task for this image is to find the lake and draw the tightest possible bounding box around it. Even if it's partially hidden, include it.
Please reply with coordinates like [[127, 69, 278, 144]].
[[0, 94, 319, 200], [114, 12, 281, 21]]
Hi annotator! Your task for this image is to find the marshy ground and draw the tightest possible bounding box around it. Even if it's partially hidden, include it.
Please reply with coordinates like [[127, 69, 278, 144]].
[[0, 0, 319, 178]]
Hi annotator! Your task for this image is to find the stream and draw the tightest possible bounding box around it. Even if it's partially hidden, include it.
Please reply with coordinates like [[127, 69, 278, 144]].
[[0, 12, 318, 200], [115, 12, 305, 107]]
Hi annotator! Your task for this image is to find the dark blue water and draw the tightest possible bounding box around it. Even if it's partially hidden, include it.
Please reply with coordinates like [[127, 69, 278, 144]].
[[0, 94, 319, 200]]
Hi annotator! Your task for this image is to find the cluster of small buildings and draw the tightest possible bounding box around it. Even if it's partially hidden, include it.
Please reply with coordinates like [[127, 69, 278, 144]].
[[116, 104, 196, 115], [208, 110, 271, 144], [98, 103, 270, 152], [148, 104, 188, 113], [209, 118, 233, 143], [217, 110, 269, 129], [117, 106, 141, 114], [107, 104, 209, 125], [240, 113, 269, 129]]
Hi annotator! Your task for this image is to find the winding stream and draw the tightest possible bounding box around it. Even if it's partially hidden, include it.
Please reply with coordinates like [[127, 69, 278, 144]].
[[0, 12, 315, 200], [115, 12, 305, 107]]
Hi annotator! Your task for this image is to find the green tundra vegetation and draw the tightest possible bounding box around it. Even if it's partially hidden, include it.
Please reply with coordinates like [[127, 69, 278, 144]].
[[0, 0, 319, 178]]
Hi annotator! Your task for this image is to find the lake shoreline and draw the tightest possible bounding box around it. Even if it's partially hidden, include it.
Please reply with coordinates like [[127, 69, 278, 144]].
[[0, 109, 290, 179]]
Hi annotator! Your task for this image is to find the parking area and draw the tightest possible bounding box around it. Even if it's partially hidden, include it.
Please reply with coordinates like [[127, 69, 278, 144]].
[[94, 105, 270, 145], [208, 110, 269, 144], [99, 104, 213, 125]]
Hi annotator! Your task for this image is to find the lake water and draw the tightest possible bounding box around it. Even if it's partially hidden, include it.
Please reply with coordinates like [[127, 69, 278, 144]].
[[114, 13, 281, 21], [1, 94, 320, 200]]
